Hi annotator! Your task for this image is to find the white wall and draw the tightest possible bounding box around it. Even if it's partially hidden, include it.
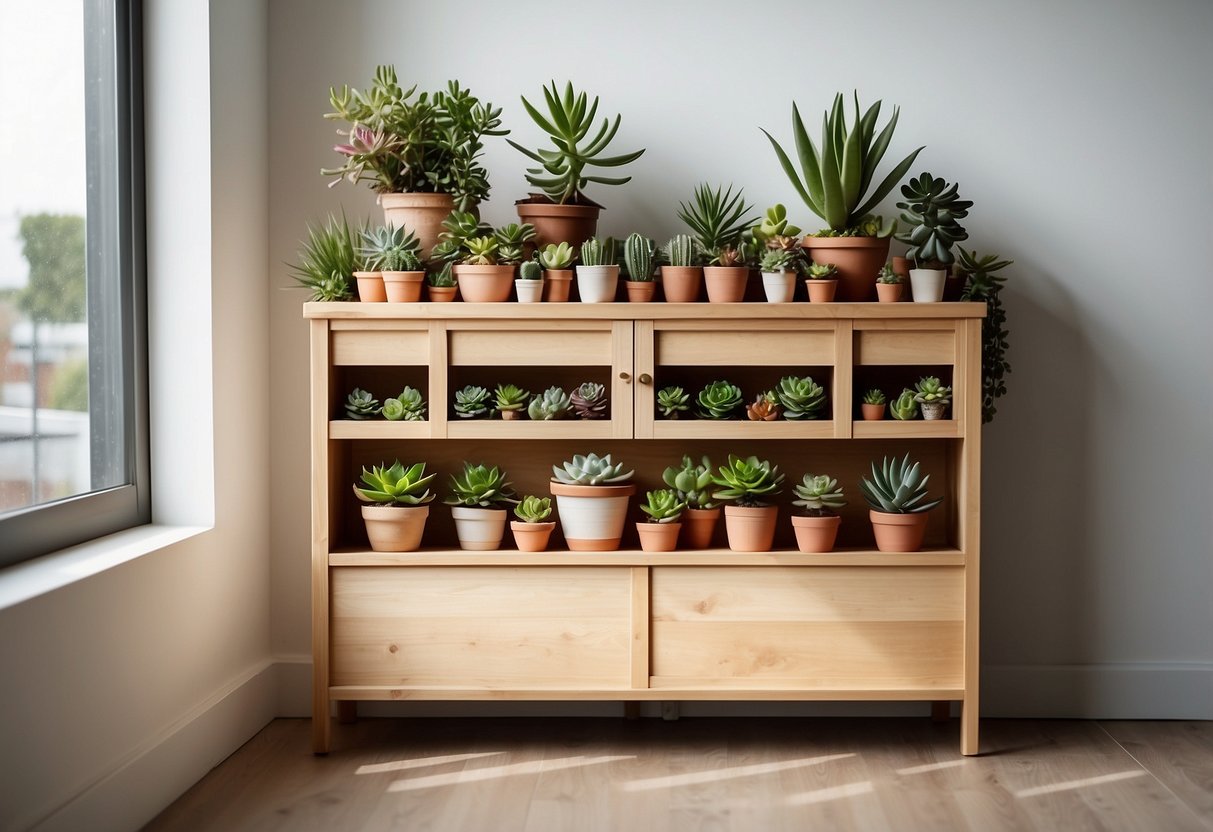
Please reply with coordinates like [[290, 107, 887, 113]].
[[268, 0, 1213, 717]]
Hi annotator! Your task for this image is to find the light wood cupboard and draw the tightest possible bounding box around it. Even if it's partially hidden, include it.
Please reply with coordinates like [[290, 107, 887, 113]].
[[306, 302, 986, 754]]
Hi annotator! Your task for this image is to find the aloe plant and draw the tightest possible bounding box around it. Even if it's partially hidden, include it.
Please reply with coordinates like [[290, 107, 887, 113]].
[[711, 455, 785, 507], [697, 380, 744, 419], [896, 173, 972, 267], [527, 385, 571, 420], [657, 385, 690, 419], [454, 385, 491, 419], [889, 388, 919, 420], [662, 455, 717, 510], [677, 183, 758, 264], [640, 489, 687, 524], [859, 454, 942, 514], [289, 213, 360, 301], [361, 224, 422, 272], [383, 386, 426, 421], [444, 462, 518, 507], [663, 234, 700, 268], [353, 460, 436, 506], [344, 387, 381, 420], [552, 453, 634, 486], [623, 233, 655, 282], [775, 375, 827, 420], [792, 473, 846, 516], [514, 495, 553, 523], [538, 242, 576, 270]]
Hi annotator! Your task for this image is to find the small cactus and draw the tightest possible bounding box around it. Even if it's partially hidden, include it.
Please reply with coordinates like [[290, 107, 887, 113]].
[[623, 232, 655, 282], [344, 387, 381, 420], [528, 385, 571, 420], [579, 237, 617, 267], [518, 260, 542, 281], [663, 234, 699, 268], [746, 391, 781, 421], [570, 382, 609, 420], [454, 385, 492, 419], [776, 375, 827, 420]]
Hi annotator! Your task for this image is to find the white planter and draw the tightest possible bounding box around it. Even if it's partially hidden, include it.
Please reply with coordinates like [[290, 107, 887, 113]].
[[761, 271, 796, 303], [909, 268, 946, 303], [450, 506, 507, 551], [515, 279, 544, 303], [575, 265, 619, 303], [549, 482, 636, 550]]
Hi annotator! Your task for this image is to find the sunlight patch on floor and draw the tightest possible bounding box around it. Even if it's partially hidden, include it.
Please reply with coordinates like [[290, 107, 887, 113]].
[[387, 755, 634, 792], [786, 781, 876, 805], [897, 759, 966, 776], [1016, 770, 1146, 797], [357, 751, 507, 775], [621, 753, 855, 791]]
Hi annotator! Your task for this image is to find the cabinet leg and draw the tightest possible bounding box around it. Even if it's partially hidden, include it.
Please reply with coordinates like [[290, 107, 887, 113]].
[[312, 697, 331, 755], [623, 701, 640, 720], [960, 699, 980, 756], [931, 700, 951, 722], [337, 700, 358, 724]]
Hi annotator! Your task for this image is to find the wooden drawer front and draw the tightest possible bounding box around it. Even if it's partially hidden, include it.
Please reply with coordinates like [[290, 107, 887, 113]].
[[855, 330, 954, 365], [332, 329, 428, 366], [650, 567, 963, 688], [331, 567, 632, 688], [656, 329, 833, 366], [449, 329, 611, 366]]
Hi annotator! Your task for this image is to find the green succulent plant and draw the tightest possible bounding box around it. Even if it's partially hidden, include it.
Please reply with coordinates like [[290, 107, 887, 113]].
[[462, 235, 500, 266], [494, 222, 537, 264], [527, 385, 571, 420], [863, 388, 886, 406], [427, 262, 456, 287], [759, 249, 799, 274], [454, 384, 492, 418], [518, 260, 542, 281], [344, 387, 381, 420], [538, 242, 576, 270], [640, 489, 687, 524], [494, 383, 530, 415], [552, 453, 634, 485], [913, 376, 952, 406], [877, 263, 901, 284], [662, 455, 717, 510], [752, 204, 803, 244], [889, 388, 919, 420], [353, 460, 436, 506], [361, 224, 423, 272], [859, 454, 942, 514], [514, 495, 553, 523], [806, 262, 838, 280], [775, 375, 827, 420], [383, 386, 426, 421], [697, 380, 744, 419], [663, 234, 700, 268], [433, 210, 493, 263], [711, 455, 785, 507], [792, 473, 846, 516], [579, 236, 617, 267], [444, 462, 518, 507], [570, 382, 608, 420], [623, 232, 656, 282], [678, 183, 758, 264], [896, 172, 973, 268], [289, 213, 360, 301], [657, 385, 691, 419], [958, 247, 1014, 424]]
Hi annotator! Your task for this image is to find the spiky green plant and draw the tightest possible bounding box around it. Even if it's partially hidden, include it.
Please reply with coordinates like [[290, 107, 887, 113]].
[[538, 242, 576, 270], [792, 473, 846, 516], [759, 249, 798, 274], [762, 92, 924, 234], [913, 376, 952, 406], [775, 375, 827, 420], [428, 263, 456, 287], [663, 234, 700, 268], [958, 247, 1014, 424], [859, 454, 942, 514], [494, 222, 537, 264], [579, 236, 617, 267], [863, 388, 886, 406], [345, 387, 381, 420], [518, 260, 542, 281], [514, 495, 553, 523], [527, 385, 571, 420], [462, 235, 500, 266], [570, 382, 608, 420], [552, 453, 634, 485], [877, 263, 901, 284], [444, 462, 518, 507], [383, 386, 426, 421], [678, 183, 758, 263], [494, 383, 530, 415], [353, 460, 436, 505], [289, 213, 361, 301], [657, 385, 690, 419], [896, 172, 973, 268], [711, 455, 785, 507], [696, 380, 743, 419], [640, 489, 687, 524], [623, 233, 655, 282], [361, 224, 422, 272], [454, 385, 491, 418], [662, 455, 717, 509], [806, 262, 838, 280], [889, 388, 919, 420]]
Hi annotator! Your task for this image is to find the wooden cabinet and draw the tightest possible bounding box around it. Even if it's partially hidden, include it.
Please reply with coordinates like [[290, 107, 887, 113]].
[[306, 302, 985, 754]]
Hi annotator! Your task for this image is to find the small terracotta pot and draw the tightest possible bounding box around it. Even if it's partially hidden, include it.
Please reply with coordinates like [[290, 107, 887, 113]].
[[380, 192, 454, 258], [802, 236, 890, 302], [353, 271, 386, 303], [680, 507, 721, 549], [791, 514, 841, 553], [361, 504, 429, 552], [515, 279, 544, 303], [550, 481, 637, 551], [891, 256, 911, 281], [451, 506, 508, 551], [921, 401, 948, 421], [861, 402, 886, 421], [909, 268, 946, 303], [870, 510, 930, 553], [637, 522, 681, 552], [703, 266, 749, 303], [499, 409, 525, 421], [516, 201, 600, 249], [876, 282, 903, 303], [761, 271, 797, 303], [625, 281, 656, 302], [723, 505, 779, 552], [454, 264, 515, 303], [382, 271, 424, 303], [661, 266, 703, 302], [806, 279, 838, 303], [510, 520, 556, 552], [427, 285, 458, 302], [543, 269, 573, 302], [576, 265, 619, 303]]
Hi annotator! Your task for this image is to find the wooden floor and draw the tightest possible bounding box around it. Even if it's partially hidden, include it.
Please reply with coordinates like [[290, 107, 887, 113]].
[[143, 717, 1212, 831]]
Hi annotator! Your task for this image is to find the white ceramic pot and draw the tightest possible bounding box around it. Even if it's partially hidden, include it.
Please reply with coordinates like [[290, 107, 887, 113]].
[[575, 265, 619, 303], [909, 268, 946, 303], [761, 271, 796, 303], [450, 506, 507, 551], [549, 482, 636, 550], [515, 279, 544, 303]]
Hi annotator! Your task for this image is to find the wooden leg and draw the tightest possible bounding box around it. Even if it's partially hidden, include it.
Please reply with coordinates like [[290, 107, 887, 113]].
[[312, 692, 331, 755], [337, 700, 358, 724], [961, 699, 980, 756], [623, 701, 641, 720], [931, 700, 951, 722]]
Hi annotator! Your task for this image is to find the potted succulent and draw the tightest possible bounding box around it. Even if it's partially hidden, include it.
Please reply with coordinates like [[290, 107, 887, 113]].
[[550, 453, 636, 551], [622, 232, 657, 303], [763, 92, 922, 301], [444, 462, 518, 551], [538, 242, 575, 302], [511, 495, 556, 552], [775, 375, 827, 420], [758, 250, 799, 303], [711, 455, 785, 552], [679, 184, 759, 303], [861, 388, 886, 421], [353, 460, 436, 552], [790, 473, 846, 553], [454, 384, 492, 419], [896, 173, 972, 303], [657, 385, 690, 419], [324, 69, 508, 255], [746, 390, 781, 421], [662, 456, 720, 548], [660, 234, 703, 303], [804, 262, 839, 303], [344, 387, 380, 420], [636, 489, 687, 552], [914, 376, 952, 420], [516, 260, 544, 303], [290, 214, 360, 302], [508, 82, 645, 247], [426, 263, 458, 302], [494, 383, 530, 420], [362, 224, 424, 302], [456, 222, 537, 303], [528, 385, 571, 420], [697, 380, 744, 419], [889, 388, 919, 421], [383, 386, 426, 421], [876, 263, 903, 303], [576, 237, 619, 303], [859, 454, 942, 552], [570, 382, 609, 420]]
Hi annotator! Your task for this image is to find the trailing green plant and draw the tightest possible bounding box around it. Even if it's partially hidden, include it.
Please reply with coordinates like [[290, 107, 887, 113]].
[[527, 385, 571, 420], [344, 387, 381, 420], [289, 213, 361, 301], [711, 455, 785, 507], [570, 382, 608, 420], [877, 263, 901, 284], [444, 462, 518, 507], [863, 388, 886, 406], [552, 453, 634, 485], [640, 489, 687, 524], [889, 388, 919, 420], [775, 375, 827, 420], [759, 249, 799, 274], [896, 173, 972, 268], [657, 385, 690, 419], [762, 92, 923, 234], [518, 260, 542, 281], [958, 247, 1014, 423], [859, 454, 942, 514], [806, 262, 838, 280], [538, 242, 576, 270], [662, 234, 701, 268], [353, 460, 436, 506], [427, 262, 456, 288], [697, 380, 744, 419], [662, 455, 718, 510], [494, 383, 530, 416], [752, 204, 803, 248], [623, 233, 655, 282], [792, 473, 847, 516], [514, 495, 553, 523], [494, 223, 537, 264], [579, 236, 618, 267], [383, 386, 426, 421], [678, 183, 758, 265], [507, 81, 646, 205], [361, 224, 423, 272], [913, 376, 952, 407], [454, 384, 492, 418]]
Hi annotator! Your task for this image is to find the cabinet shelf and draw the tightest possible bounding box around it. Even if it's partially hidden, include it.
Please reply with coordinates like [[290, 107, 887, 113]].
[[328, 547, 965, 567], [648, 420, 836, 439], [445, 420, 616, 440], [852, 420, 961, 439], [329, 420, 431, 439]]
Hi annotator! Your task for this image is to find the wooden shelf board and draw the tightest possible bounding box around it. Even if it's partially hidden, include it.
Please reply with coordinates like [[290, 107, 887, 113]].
[[649, 420, 835, 439], [445, 420, 615, 440], [328, 547, 965, 567], [329, 420, 431, 439], [330, 685, 966, 701], [852, 420, 961, 439]]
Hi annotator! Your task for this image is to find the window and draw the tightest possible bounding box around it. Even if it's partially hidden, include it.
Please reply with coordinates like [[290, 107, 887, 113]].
[[0, 0, 148, 566]]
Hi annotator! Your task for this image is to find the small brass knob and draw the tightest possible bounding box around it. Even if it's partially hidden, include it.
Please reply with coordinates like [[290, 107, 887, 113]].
[[639, 373, 653, 385], [619, 371, 631, 382]]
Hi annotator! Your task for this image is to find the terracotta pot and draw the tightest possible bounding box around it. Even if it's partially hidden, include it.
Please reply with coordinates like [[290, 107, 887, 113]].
[[761, 271, 796, 303], [510, 520, 556, 552], [637, 522, 682, 552], [876, 282, 903, 303], [661, 266, 703, 302], [891, 256, 911, 281], [680, 507, 721, 549], [382, 271, 424, 303], [499, 409, 525, 421], [543, 269, 573, 302], [802, 236, 891, 302], [723, 505, 779, 552], [909, 268, 946, 303], [703, 266, 749, 303], [451, 506, 508, 551], [806, 279, 838, 303], [625, 281, 656, 303], [454, 264, 515, 303], [921, 401, 948, 421], [353, 271, 386, 303], [515, 279, 544, 303], [427, 285, 458, 302], [360, 504, 429, 552], [380, 193, 454, 258], [516, 200, 600, 249], [869, 510, 930, 553], [576, 265, 619, 303], [791, 514, 841, 553], [549, 481, 636, 551], [861, 402, 886, 421]]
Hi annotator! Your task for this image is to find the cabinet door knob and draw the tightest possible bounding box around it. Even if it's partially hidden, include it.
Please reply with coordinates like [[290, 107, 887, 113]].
[[619, 371, 631, 382], [639, 373, 653, 385]]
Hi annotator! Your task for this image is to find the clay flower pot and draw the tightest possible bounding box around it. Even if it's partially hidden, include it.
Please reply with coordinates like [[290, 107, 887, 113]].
[[550, 482, 636, 551], [680, 507, 721, 549], [703, 266, 749, 303], [427, 285, 458, 302], [761, 271, 796, 303], [360, 504, 429, 552], [516, 200, 600, 249], [382, 271, 424, 303], [625, 281, 656, 303], [637, 522, 682, 552], [454, 264, 515, 303], [920, 401, 948, 421], [515, 279, 544, 303], [510, 520, 556, 552], [576, 265, 619, 303], [661, 266, 703, 302], [869, 510, 930, 553], [791, 514, 841, 553], [451, 506, 508, 551], [380, 193, 454, 258], [802, 236, 890, 302], [861, 403, 886, 421], [909, 269, 946, 303], [353, 271, 386, 303], [876, 282, 903, 303], [806, 279, 838, 303], [891, 256, 912, 281], [543, 269, 573, 302], [723, 505, 779, 552]]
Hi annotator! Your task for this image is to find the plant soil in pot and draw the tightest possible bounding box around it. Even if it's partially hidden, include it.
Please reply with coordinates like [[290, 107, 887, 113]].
[[454, 264, 515, 302], [353, 271, 386, 302], [637, 522, 681, 552], [550, 453, 636, 551], [382, 271, 424, 302], [511, 520, 555, 552], [704, 267, 749, 302], [450, 506, 507, 551], [791, 514, 841, 553], [353, 461, 437, 552], [380, 193, 454, 258], [761, 271, 796, 303], [859, 454, 942, 553]]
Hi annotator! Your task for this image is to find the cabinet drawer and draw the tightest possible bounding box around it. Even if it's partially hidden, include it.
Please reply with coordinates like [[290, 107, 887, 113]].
[[332, 329, 428, 365], [855, 330, 954, 365], [656, 329, 834, 366], [449, 329, 612, 366]]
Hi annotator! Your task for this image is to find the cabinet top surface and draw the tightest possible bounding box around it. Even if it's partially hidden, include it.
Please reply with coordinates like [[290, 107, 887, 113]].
[[303, 302, 986, 321]]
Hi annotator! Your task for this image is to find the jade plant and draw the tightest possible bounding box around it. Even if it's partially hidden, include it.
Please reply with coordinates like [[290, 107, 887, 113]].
[[877, 264, 901, 284], [889, 388, 919, 420], [958, 247, 1014, 423], [454, 384, 492, 419], [711, 455, 785, 507], [444, 462, 518, 507], [657, 385, 691, 419], [863, 388, 886, 406], [806, 262, 838, 280], [662, 456, 717, 510], [361, 224, 422, 272], [353, 460, 436, 506], [623, 232, 656, 282], [859, 454, 941, 514], [538, 242, 576, 270], [570, 382, 608, 420], [896, 172, 972, 268], [552, 453, 634, 485], [792, 473, 846, 516], [514, 495, 553, 523], [494, 383, 530, 418], [383, 386, 426, 421], [697, 380, 744, 419], [678, 183, 758, 266], [775, 375, 827, 420], [746, 391, 781, 421], [289, 213, 360, 301], [640, 489, 687, 524], [528, 385, 571, 420], [344, 387, 381, 420], [663, 234, 701, 268]]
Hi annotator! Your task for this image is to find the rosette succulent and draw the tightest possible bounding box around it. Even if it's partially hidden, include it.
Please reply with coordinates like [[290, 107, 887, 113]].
[[570, 382, 609, 420], [859, 454, 942, 514], [528, 385, 571, 420], [454, 385, 492, 419], [896, 172, 973, 268], [792, 474, 846, 516], [538, 242, 576, 270], [697, 380, 744, 419], [444, 462, 518, 507], [494, 223, 537, 264], [353, 460, 436, 506], [890, 388, 919, 421], [863, 388, 886, 406], [775, 375, 827, 420], [514, 495, 553, 523], [913, 376, 952, 406], [552, 453, 634, 486], [640, 489, 687, 524], [711, 455, 785, 507], [494, 383, 530, 417], [662, 455, 717, 510], [345, 387, 381, 420], [383, 386, 426, 421], [657, 385, 690, 419]]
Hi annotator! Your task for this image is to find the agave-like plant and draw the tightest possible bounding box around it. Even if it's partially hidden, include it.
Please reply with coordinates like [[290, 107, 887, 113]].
[[528, 385, 571, 420], [494, 383, 530, 416], [514, 495, 553, 523], [444, 462, 518, 507], [345, 387, 381, 420], [792, 473, 846, 516], [859, 454, 942, 514], [383, 386, 426, 421], [640, 489, 687, 524], [697, 380, 744, 419], [863, 388, 886, 406], [657, 385, 691, 419], [711, 455, 785, 507], [552, 453, 634, 486], [775, 375, 827, 420], [677, 183, 758, 262], [353, 460, 436, 505], [896, 172, 973, 267], [454, 385, 492, 419], [889, 388, 919, 421], [662, 455, 717, 510], [361, 224, 422, 272], [289, 213, 361, 301]]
